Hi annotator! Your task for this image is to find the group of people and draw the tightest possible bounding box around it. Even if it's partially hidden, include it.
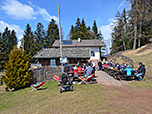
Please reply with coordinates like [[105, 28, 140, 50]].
[[106, 60, 146, 81], [69, 61, 95, 77]]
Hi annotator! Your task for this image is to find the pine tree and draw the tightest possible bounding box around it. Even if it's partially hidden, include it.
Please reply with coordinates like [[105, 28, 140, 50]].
[[70, 18, 92, 39], [1, 27, 11, 69], [70, 18, 104, 40], [0, 32, 3, 69], [45, 19, 59, 48], [23, 24, 35, 62], [111, 12, 124, 54], [34, 22, 45, 52], [79, 18, 89, 39], [70, 18, 81, 39], [111, 0, 152, 54], [128, 0, 152, 49], [2, 47, 32, 89], [70, 25, 74, 37], [80, 18, 87, 32], [87, 26, 91, 31], [75, 17, 81, 32], [98, 31, 104, 41], [10, 30, 17, 49], [0, 27, 18, 69], [92, 20, 98, 39]]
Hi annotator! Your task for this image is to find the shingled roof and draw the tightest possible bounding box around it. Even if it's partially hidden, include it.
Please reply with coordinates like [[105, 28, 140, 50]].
[[52, 39, 106, 47], [33, 48, 90, 59]]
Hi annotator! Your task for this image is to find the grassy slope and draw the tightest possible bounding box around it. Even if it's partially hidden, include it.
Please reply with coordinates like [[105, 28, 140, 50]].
[[114, 44, 152, 78], [123, 48, 152, 77], [129, 81, 152, 88], [0, 81, 118, 114], [112, 44, 152, 88]]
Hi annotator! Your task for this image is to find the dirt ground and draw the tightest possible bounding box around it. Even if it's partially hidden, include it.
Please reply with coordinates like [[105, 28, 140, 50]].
[[100, 85, 152, 114], [96, 71, 152, 114]]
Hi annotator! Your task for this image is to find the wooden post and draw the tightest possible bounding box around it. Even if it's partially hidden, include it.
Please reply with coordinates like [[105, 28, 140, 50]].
[[58, 4, 63, 73]]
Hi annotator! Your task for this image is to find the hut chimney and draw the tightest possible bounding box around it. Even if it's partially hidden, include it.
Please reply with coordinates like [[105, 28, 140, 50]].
[[78, 38, 81, 42]]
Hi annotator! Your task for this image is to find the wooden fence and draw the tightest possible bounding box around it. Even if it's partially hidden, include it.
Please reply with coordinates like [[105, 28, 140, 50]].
[[32, 67, 62, 83], [115, 52, 134, 68], [121, 55, 134, 67], [0, 74, 4, 85]]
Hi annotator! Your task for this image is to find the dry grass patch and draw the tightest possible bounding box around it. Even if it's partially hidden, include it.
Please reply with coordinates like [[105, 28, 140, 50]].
[[113, 44, 152, 78]]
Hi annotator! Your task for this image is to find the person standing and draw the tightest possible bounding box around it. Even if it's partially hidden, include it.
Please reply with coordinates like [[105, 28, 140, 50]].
[[98, 61, 102, 70], [92, 61, 95, 72]]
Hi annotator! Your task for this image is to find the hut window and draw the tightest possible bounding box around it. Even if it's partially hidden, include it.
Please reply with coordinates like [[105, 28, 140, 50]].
[[91, 51, 95, 57], [50, 59, 56, 67]]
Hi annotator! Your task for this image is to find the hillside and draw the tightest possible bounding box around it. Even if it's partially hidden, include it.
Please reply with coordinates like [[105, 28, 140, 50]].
[[113, 43, 152, 79]]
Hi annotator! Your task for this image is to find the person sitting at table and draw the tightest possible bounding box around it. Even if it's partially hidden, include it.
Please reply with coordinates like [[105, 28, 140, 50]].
[[109, 60, 113, 67], [77, 65, 83, 76], [82, 63, 86, 70], [135, 62, 146, 81], [73, 65, 78, 77], [69, 66, 74, 72], [118, 63, 125, 70], [124, 65, 134, 80], [84, 63, 94, 77]]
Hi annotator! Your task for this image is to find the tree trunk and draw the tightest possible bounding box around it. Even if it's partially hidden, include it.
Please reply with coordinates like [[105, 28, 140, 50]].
[[138, 19, 142, 48], [133, 0, 138, 50], [123, 39, 126, 51], [124, 22, 127, 51], [133, 21, 137, 50], [138, 38, 141, 48]]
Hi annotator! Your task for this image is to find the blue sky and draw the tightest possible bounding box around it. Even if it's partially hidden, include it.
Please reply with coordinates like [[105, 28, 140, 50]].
[[0, 0, 126, 51]]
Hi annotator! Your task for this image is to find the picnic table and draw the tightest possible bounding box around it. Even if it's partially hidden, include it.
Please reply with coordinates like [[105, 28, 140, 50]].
[[67, 71, 85, 82], [68, 71, 85, 76], [104, 67, 117, 77], [113, 69, 136, 81]]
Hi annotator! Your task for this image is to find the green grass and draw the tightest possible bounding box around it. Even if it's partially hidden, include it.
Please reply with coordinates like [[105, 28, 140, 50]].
[[0, 81, 118, 114], [129, 80, 152, 88], [0, 72, 4, 74]]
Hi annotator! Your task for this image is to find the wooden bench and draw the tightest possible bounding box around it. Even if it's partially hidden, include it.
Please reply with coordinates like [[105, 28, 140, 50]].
[[114, 70, 136, 81]]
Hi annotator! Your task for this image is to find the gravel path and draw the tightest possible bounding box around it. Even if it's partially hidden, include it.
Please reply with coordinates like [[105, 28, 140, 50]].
[[95, 71, 128, 86]]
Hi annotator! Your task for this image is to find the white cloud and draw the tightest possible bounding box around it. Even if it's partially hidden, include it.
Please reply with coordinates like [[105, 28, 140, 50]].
[[33, 5, 58, 22], [100, 22, 113, 41], [1, 0, 58, 22], [118, 0, 130, 11], [0, 20, 23, 39], [100, 19, 114, 53], [118, 0, 125, 9], [0, 20, 23, 47], [1, 0, 36, 20]]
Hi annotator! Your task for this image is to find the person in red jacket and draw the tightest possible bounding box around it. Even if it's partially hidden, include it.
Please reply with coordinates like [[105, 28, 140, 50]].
[[73, 65, 78, 77], [77, 65, 83, 76]]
